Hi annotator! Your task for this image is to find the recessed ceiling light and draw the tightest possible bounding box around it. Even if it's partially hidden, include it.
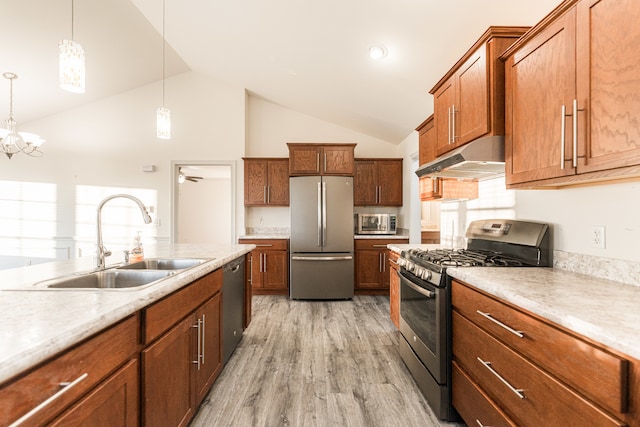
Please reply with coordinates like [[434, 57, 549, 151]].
[[368, 44, 387, 60]]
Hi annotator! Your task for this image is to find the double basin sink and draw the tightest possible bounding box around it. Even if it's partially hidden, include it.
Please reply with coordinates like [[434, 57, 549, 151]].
[[33, 258, 210, 290]]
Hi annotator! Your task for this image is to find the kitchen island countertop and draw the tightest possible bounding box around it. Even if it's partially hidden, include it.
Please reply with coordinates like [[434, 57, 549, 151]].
[[0, 243, 254, 384]]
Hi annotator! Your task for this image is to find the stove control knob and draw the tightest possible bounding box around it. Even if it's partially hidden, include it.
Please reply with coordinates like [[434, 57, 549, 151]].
[[422, 270, 432, 280], [407, 262, 415, 272]]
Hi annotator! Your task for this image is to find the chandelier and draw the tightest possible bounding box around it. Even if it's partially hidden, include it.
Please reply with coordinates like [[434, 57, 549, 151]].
[[59, 0, 85, 93], [0, 72, 45, 159]]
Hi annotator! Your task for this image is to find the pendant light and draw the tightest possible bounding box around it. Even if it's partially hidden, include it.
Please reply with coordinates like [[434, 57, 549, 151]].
[[0, 72, 45, 159], [156, 0, 171, 139], [59, 0, 85, 93]]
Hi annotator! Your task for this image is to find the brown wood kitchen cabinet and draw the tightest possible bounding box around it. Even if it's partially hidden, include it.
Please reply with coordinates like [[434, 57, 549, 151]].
[[355, 238, 408, 294], [451, 279, 630, 427], [0, 315, 140, 427], [417, 115, 436, 167], [388, 249, 401, 329], [503, 0, 640, 188], [430, 27, 528, 157], [354, 159, 403, 206], [243, 158, 289, 206], [287, 143, 356, 176], [238, 238, 289, 295], [142, 269, 222, 427]]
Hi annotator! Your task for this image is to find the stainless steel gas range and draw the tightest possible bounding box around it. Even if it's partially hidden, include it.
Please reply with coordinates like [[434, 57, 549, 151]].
[[396, 219, 552, 421]]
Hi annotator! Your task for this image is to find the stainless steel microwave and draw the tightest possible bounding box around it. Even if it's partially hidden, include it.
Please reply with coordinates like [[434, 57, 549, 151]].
[[354, 213, 397, 235]]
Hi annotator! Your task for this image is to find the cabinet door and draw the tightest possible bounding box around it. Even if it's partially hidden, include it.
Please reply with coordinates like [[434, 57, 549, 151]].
[[195, 294, 222, 403], [248, 250, 264, 289], [142, 316, 195, 427], [377, 160, 403, 206], [505, 9, 577, 186], [262, 250, 288, 290], [267, 159, 290, 205], [354, 160, 377, 206], [457, 46, 489, 144], [434, 77, 457, 156], [289, 145, 321, 175], [244, 159, 268, 206], [50, 359, 139, 427], [389, 256, 400, 329], [355, 250, 384, 289], [576, 0, 640, 173], [418, 116, 436, 166], [323, 145, 355, 175]]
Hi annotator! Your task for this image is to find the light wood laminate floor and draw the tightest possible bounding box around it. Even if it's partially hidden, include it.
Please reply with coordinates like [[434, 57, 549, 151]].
[[191, 296, 464, 427]]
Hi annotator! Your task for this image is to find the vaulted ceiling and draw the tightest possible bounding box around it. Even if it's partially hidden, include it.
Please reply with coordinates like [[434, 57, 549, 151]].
[[2, 0, 560, 144]]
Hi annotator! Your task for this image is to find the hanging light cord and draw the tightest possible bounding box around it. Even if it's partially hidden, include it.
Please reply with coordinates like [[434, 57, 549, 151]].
[[162, 0, 166, 107], [71, 0, 75, 40], [8, 75, 14, 121]]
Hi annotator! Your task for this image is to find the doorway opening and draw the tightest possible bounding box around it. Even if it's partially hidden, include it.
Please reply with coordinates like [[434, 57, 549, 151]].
[[171, 161, 236, 245]]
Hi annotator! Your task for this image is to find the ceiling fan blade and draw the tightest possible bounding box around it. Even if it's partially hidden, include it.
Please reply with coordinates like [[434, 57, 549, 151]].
[[186, 177, 199, 182]]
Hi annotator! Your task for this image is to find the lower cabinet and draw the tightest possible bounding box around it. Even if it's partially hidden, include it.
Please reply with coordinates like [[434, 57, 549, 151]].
[[0, 315, 140, 427], [388, 250, 400, 329], [238, 238, 289, 295], [451, 279, 629, 427], [142, 269, 223, 427], [355, 238, 408, 294]]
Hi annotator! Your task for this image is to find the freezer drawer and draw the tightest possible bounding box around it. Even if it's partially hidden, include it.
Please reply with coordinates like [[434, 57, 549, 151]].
[[290, 252, 354, 300]]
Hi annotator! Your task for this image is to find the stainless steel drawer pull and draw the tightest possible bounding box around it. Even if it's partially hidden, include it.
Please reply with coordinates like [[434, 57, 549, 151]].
[[201, 314, 206, 366], [193, 318, 202, 370], [372, 244, 388, 248], [254, 244, 274, 247], [476, 310, 524, 338], [475, 419, 492, 427], [477, 357, 525, 399], [9, 373, 89, 427], [560, 104, 566, 170]]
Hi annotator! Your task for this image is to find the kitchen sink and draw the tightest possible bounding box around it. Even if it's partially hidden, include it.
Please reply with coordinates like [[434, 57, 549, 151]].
[[118, 258, 209, 271], [36, 269, 175, 290]]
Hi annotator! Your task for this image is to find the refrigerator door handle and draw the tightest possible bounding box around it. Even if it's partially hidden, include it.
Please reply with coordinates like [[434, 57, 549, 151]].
[[322, 181, 327, 247], [292, 255, 353, 261], [317, 181, 322, 247]]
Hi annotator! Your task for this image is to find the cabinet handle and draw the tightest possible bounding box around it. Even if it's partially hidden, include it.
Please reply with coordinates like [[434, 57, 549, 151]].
[[433, 177, 439, 194], [263, 253, 267, 272], [573, 99, 580, 168], [263, 185, 267, 203], [560, 104, 566, 169], [447, 106, 452, 144], [248, 255, 252, 283], [476, 310, 524, 338], [9, 373, 89, 427], [372, 244, 387, 248], [267, 186, 270, 204], [477, 357, 525, 399], [255, 244, 273, 247], [201, 314, 206, 366], [475, 419, 492, 427], [193, 319, 202, 370], [382, 253, 386, 272], [324, 152, 327, 172], [316, 153, 320, 172], [379, 253, 383, 272], [451, 104, 456, 143]]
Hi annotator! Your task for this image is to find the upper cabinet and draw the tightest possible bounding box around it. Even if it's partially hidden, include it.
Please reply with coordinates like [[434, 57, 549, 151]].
[[503, 0, 640, 188], [430, 27, 529, 157], [416, 115, 436, 167], [287, 143, 356, 176], [243, 158, 289, 206], [354, 159, 403, 206]]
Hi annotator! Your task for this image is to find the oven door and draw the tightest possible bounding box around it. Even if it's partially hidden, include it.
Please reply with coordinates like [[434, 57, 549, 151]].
[[398, 270, 447, 384]]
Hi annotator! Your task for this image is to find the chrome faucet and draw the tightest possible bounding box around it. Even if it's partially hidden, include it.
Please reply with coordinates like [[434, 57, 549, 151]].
[[96, 194, 152, 270]]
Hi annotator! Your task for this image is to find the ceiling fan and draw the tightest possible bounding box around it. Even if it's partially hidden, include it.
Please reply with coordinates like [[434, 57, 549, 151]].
[[178, 167, 203, 183]]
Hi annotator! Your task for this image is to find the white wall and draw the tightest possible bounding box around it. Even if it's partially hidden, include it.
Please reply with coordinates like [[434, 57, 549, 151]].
[[397, 130, 421, 243], [0, 71, 247, 261], [244, 95, 400, 230]]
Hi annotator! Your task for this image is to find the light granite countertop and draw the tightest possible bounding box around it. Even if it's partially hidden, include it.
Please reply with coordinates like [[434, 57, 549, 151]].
[[238, 234, 290, 240], [354, 233, 410, 240], [0, 243, 255, 384], [386, 243, 640, 361]]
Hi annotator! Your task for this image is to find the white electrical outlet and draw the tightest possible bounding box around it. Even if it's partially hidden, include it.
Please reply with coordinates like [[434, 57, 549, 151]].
[[592, 225, 606, 249]]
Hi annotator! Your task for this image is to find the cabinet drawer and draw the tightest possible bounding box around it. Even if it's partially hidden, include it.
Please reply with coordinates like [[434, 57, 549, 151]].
[[0, 315, 139, 427], [238, 239, 288, 251], [144, 269, 222, 344], [453, 311, 625, 427], [354, 239, 407, 250], [452, 360, 517, 427], [452, 280, 628, 415]]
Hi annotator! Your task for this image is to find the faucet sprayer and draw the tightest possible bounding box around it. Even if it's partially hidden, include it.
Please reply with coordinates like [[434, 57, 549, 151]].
[[96, 194, 152, 270]]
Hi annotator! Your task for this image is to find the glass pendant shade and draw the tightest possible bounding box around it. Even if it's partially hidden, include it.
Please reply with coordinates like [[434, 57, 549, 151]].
[[157, 107, 171, 139], [59, 39, 85, 93]]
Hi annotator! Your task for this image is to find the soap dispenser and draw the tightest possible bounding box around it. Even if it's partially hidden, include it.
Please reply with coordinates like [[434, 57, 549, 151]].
[[130, 231, 144, 263]]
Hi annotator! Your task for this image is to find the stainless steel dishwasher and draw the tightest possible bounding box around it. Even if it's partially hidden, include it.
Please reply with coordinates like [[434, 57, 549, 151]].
[[223, 256, 245, 363]]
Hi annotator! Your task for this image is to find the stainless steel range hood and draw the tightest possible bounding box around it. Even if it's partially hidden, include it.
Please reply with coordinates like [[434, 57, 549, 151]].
[[415, 135, 505, 180]]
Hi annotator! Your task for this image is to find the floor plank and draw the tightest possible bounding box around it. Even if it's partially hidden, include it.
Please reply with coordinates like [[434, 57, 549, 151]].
[[191, 295, 464, 427]]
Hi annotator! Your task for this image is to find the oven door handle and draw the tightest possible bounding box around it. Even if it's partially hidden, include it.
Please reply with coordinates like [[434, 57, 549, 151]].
[[400, 272, 435, 298]]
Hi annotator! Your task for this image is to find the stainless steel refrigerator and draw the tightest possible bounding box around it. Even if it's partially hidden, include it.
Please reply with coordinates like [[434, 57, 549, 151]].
[[289, 175, 354, 299]]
